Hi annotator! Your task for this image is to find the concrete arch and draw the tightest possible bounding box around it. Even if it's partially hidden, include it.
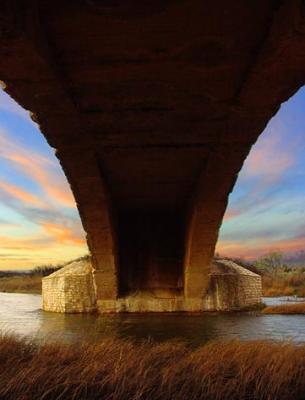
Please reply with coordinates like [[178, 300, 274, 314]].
[[1, 0, 305, 311]]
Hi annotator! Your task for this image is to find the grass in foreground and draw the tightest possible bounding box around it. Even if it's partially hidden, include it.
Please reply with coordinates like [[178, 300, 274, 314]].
[[1, 336, 305, 400], [263, 302, 305, 314]]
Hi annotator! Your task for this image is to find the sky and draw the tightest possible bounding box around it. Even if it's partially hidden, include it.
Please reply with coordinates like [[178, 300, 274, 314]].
[[0, 86, 305, 269], [216, 87, 305, 260], [0, 87, 88, 270]]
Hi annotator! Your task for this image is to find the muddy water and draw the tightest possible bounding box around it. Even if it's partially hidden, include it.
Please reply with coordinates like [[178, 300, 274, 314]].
[[0, 293, 305, 346]]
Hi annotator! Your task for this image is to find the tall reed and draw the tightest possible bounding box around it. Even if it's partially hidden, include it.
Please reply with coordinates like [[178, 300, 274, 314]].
[[1, 335, 305, 399]]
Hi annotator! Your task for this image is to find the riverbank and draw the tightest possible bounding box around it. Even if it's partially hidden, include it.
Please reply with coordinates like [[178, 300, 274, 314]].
[[262, 273, 305, 297], [0, 335, 305, 400], [0, 275, 42, 294], [0, 264, 65, 294], [263, 302, 305, 314], [0, 258, 89, 294]]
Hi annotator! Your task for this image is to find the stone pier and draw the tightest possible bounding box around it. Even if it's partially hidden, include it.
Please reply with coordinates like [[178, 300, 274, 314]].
[[42, 259, 262, 313]]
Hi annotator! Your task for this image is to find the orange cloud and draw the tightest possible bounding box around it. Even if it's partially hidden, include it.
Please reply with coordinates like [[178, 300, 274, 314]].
[[242, 129, 296, 187], [222, 209, 241, 221], [216, 235, 305, 260], [221, 127, 298, 223], [216, 240, 247, 257], [0, 236, 47, 251], [0, 230, 88, 270], [263, 236, 305, 255], [42, 222, 85, 246], [0, 94, 88, 270], [5, 152, 75, 208], [246, 144, 293, 179], [0, 181, 44, 207], [0, 131, 76, 208]]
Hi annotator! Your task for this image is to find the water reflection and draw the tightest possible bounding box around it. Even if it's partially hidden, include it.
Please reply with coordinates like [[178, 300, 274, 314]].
[[1, 293, 305, 345]]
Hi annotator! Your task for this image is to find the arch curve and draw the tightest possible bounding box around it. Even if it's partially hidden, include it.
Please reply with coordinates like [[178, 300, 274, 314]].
[[1, 1, 305, 310]]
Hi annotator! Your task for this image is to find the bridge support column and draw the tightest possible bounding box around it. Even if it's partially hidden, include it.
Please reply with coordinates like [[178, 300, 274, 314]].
[[183, 147, 250, 307], [56, 150, 119, 305]]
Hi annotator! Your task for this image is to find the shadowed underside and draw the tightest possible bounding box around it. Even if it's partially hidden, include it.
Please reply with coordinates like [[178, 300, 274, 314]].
[[1, 0, 305, 311]]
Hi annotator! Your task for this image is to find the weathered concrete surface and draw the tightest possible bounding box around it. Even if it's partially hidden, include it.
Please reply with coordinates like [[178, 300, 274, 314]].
[[42, 259, 96, 313], [1, 1, 305, 311], [42, 259, 261, 313]]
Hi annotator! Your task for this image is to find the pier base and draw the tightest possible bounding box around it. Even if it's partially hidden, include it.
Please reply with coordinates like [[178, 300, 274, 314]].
[[42, 259, 262, 313]]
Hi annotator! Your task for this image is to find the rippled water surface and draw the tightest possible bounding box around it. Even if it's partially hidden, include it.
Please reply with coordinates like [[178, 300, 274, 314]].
[[1, 293, 305, 345]]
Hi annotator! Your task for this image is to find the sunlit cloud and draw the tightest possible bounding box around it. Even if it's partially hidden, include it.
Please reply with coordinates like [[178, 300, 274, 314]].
[[243, 133, 295, 180], [218, 86, 305, 260], [0, 131, 75, 208], [0, 89, 88, 269], [222, 209, 240, 222], [0, 181, 44, 207], [42, 222, 85, 246], [221, 118, 299, 225], [217, 234, 305, 260]]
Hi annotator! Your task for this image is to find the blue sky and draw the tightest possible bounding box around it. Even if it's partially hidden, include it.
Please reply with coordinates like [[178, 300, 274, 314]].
[[216, 87, 305, 259], [0, 85, 305, 269], [0, 88, 87, 269]]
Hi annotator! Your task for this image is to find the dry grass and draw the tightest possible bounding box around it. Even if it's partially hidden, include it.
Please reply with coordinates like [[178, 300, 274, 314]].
[[1, 336, 305, 399], [0, 275, 42, 294], [263, 302, 305, 314], [262, 273, 305, 297], [0, 257, 89, 294]]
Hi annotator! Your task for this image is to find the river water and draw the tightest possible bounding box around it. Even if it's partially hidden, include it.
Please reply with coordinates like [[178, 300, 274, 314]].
[[1, 293, 305, 346]]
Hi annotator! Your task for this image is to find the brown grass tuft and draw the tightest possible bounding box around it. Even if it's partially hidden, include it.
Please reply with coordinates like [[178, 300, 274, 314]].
[[262, 273, 305, 297], [0, 275, 42, 294], [1, 335, 305, 399], [263, 302, 305, 314]]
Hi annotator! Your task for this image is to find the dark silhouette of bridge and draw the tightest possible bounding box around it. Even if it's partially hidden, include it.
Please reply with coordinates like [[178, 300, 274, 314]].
[[1, 0, 305, 311]]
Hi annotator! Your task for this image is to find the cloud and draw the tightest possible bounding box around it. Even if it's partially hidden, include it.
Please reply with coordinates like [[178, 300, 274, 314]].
[[0, 218, 20, 228], [0, 130, 75, 208], [0, 200, 86, 248], [243, 133, 294, 180], [222, 209, 240, 222], [222, 124, 298, 223], [0, 129, 85, 243], [0, 235, 50, 251], [217, 234, 305, 260], [0, 181, 44, 207], [42, 222, 85, 246], [0, 220, 85, 253], [217, 104, 305, 260], [0, 90, 88, 269]]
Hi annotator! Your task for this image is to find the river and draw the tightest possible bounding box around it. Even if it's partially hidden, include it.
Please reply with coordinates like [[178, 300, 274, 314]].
[[1, 293, 305, 346]]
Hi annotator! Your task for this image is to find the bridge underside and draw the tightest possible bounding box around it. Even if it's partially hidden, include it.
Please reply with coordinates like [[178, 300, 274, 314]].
[[1, 1, 305, 311]]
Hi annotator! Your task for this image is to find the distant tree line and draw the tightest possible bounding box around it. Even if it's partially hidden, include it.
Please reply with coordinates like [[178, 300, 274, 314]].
[[216, 250, 305, 276]]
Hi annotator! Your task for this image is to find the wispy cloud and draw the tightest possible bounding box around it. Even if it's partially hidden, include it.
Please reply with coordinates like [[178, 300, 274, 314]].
[[243, 132, 294, 180], [218, 87, 305, 260], [0, 89, 88, 269], [42, 222, 85, 246], [222, 124, 298, 223], [0, 130, 75, 208], [217, 234, 305, 260], [0, 181, 44, 207]]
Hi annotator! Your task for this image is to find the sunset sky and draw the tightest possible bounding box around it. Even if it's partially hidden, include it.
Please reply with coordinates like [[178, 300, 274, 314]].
[[0, 88, 88, 270], [0, 86, 305, 269], [216, 87, 305, 260]]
